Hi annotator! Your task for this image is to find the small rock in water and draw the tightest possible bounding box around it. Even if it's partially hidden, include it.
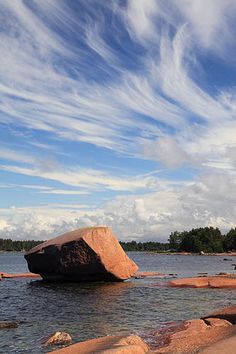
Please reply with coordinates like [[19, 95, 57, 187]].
[[198, 272, 208, 275], [0, 321, 18, 329], [43, 332, 72, 346]]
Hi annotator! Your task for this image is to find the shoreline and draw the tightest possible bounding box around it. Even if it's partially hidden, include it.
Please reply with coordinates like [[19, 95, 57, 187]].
[[128, 251, 236, 256]]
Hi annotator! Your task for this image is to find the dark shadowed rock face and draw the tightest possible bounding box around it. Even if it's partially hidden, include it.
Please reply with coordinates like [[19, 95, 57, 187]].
[[24, 226, 138, 282]]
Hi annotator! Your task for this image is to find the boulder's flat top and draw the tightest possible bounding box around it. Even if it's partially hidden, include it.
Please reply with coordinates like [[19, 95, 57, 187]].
[[26, 226, 112, 255]]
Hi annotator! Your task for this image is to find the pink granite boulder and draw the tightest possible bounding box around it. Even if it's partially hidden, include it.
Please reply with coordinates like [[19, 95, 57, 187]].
[[25, 226, 138, 282]]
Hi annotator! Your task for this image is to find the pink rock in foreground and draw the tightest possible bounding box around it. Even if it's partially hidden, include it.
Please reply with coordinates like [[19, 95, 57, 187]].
[[25, 226, 138, 282], [48, 335, 149, 354], [154, 318, 235, 353], [199, 334, 236, 354]]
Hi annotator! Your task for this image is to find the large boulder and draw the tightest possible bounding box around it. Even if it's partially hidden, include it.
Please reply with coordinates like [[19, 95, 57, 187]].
[[24, 226, 138, 282]]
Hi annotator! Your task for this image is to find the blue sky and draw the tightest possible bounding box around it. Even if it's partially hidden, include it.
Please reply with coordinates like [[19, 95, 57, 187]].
[[1, 0, 236, 241]]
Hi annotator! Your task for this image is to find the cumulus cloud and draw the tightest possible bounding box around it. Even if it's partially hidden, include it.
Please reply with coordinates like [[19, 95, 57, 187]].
[[142, 136, 189, 169], [1, 171, 236, 241]]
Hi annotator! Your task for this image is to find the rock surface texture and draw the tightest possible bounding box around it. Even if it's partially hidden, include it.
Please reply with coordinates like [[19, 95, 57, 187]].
[[154, 318, 236, 353], [202, 305, 236, 324], [48, 335, 150, 354], [199, 334, 236, 354], [0, 321, 18, 329], [43, 332, 72, 346], [25, 226, 138, 282], [0, 272, 40, 279]]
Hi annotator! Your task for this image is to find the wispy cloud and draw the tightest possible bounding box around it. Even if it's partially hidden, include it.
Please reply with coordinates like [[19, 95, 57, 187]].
[[1, 1, 236, 239], [0, 182, 90, 195], [0, 145, 160, 193]]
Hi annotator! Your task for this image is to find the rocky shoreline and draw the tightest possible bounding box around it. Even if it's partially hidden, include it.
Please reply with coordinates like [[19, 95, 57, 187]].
[[44, 305, 236, 353]]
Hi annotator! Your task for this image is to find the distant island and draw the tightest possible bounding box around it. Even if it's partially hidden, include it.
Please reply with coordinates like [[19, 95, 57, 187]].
[[0, 239, 42, 252], [1, 226, 236, 253], [121, 227, 236, 253]]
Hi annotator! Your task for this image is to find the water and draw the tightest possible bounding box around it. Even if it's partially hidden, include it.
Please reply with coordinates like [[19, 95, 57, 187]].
[[1, 252, 236, 353]]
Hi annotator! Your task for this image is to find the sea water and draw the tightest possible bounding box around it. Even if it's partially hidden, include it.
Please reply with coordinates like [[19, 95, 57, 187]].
[[1, 252, 236, 353]]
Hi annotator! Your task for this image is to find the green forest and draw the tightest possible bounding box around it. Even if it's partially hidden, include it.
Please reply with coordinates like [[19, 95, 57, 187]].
[[1, 227, 236, 253], [122, 227, 236, 253], [0, 239, 42, 252]]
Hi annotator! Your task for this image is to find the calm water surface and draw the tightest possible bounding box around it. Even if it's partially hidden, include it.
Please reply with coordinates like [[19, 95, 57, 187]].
[[1, 252, 236, 353]]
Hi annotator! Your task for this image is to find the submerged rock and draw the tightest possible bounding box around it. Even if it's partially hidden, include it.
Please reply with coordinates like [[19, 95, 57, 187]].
[[25, 226, 138, 282], [0, 321, 18, 329], [134, 271, 165, 279], [43, 332, 72, 346]]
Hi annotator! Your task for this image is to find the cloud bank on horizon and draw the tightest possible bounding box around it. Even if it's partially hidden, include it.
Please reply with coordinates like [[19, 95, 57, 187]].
[[1, 0, 236, 241]]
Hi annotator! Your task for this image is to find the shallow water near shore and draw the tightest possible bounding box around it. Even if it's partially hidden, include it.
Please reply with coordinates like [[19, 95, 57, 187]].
[[1, 252, 236, 353]]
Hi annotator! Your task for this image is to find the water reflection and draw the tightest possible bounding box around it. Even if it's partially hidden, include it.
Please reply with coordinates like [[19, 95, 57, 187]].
[[27, 278, 137, 297]]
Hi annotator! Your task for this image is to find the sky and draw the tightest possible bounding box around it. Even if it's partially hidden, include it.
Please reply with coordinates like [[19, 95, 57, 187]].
[[1, 0, 236, 241]]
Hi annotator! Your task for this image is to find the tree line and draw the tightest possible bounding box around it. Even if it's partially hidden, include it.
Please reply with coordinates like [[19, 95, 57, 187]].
[[120, 240, 169, 252], [0, 238, 42, 252], [168, 227, 236, 253], [121, 227, 236, 253], [1, 227, 236, 253]]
